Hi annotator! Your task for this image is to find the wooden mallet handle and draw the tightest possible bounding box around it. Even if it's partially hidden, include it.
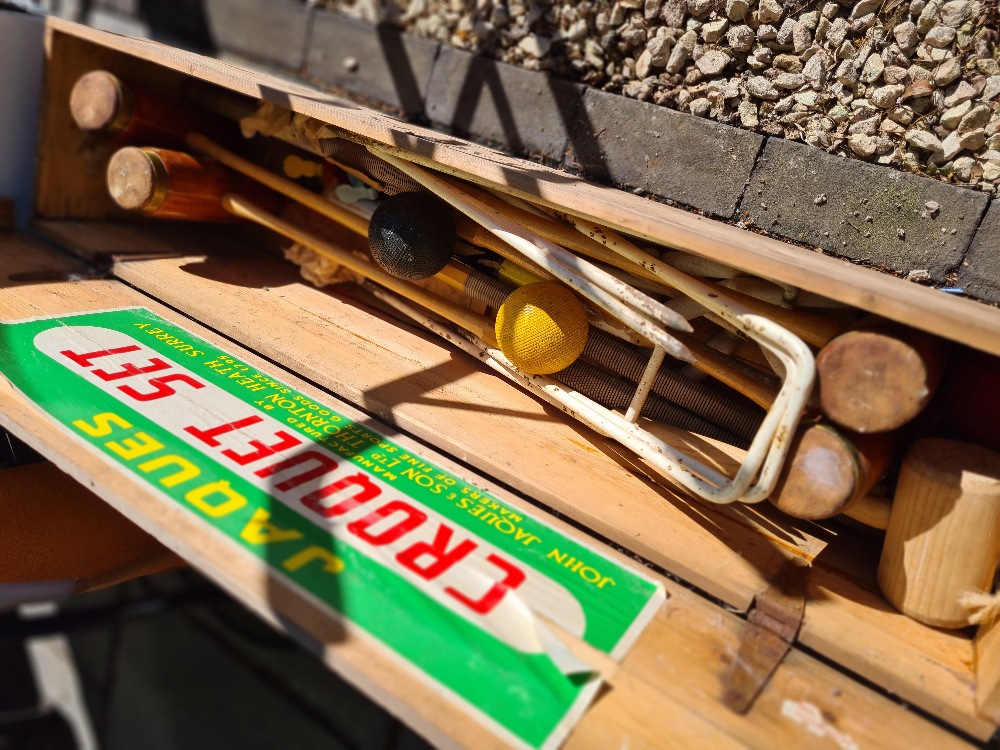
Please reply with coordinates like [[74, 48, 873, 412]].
[[878, 439, 1000, 628]]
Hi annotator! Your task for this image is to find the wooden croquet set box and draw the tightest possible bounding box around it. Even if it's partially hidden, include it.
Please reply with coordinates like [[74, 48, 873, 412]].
[[4, 12, 1000, 749]]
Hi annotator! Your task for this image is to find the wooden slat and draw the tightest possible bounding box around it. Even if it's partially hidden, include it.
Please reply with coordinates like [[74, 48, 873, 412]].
[[51, 220, 989, 740], [0, 234, 972, 749], [39, 17, 1000, 357]]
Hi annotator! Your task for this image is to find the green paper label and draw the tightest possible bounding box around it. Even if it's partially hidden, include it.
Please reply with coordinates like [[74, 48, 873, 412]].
[[0, 307, 663, 749]]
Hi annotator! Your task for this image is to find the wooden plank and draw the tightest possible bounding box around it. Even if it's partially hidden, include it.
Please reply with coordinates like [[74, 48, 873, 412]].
[[39, 17, 1000, 357], [81, 226, 993, 740], [0, 233, 973, 749]]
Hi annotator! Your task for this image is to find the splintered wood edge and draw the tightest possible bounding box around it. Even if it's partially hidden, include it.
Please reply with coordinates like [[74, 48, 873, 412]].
[[40, 18, 1000, 357]]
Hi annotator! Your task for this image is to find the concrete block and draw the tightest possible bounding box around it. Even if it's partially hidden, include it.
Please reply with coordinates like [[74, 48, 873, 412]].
[[202, 0, 313, 70], [567, 88, 764, 218], [957, 199, 1000, 302], [308, 11, 439, 117], [425, 46, 581, 162], [740, 138, 990, 281]]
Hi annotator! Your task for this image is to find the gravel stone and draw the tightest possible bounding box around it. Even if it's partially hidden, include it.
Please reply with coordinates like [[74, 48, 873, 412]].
[[951, 155, 974, 180], [959, 105, 991, 133], [687, 0, 715, 18], [696, 50, 731, 76], [849, 133, 878, 157], [917, 1, 940, 34], [826, 17, 849, 49], [745, 75, 781, 99], [758, 0, 784, 24], [738, 99, 759, 127], [792, 21, 812, 54], [883, 65, 909, 84], [943, 80, 977, 107], [924, 25, 956, 47], [756, 24, 778, 42], [982, 77, 1000, 102], [940, 100, 972, 129], [933, 56, 962, 86], [893, 21, 919, 49], [940, 129, 964, 159], [939, 0, 973, 27], [726, 0, 750, 21], [803, 52, 828, 88], [773, 72, 805, 89], [860, 53, 885, 84], [666, 41, 691, 73], [870, 84, 904, 108], [905, 128, 943, 152], [518, 34, 552, 58], [727, 24, 755, 52], [702, 19, 729, 43], [647, 35, 672, 66]]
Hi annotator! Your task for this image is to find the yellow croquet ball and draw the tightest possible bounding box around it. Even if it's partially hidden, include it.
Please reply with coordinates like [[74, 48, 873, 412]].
[[495, 282, 589, 375]]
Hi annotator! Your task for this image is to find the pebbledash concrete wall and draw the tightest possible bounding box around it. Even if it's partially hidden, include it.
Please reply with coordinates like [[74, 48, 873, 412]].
[[45, 0, 1000, 305]]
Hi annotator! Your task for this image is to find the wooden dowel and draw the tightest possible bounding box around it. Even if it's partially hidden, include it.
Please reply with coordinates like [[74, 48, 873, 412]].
[[187, 132, 371, 237], [816, 324, 949, 433], [878, 439, 1000, 628], [222, 194, 499, 346], [768, 423, 895, 521], [841, 492, 891, 531], [453, 214, 555, 281], [671, 331, 780, 409]]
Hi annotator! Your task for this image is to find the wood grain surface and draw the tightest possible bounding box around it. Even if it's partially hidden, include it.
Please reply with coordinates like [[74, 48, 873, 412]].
[[0, 233, 976, 748]]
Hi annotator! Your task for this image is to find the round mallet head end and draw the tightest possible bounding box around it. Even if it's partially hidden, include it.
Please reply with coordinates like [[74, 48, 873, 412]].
[[367, 192, 456, 281], [495, 282, 589, 375], [106, 147, 165, 213], [70, 70, 128, 134]]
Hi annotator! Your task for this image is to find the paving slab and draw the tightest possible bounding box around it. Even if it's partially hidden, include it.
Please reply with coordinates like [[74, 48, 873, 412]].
[[566, 88, 763, 218], [957, 199, 1000, 303], [425, 45, 581, 162], [740, 138, 990, 282], [308, 11, 439, 118], [200, 0, 312, 70]]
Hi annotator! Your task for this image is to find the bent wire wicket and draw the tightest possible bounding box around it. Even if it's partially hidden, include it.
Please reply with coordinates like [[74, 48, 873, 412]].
[[368, 147, 815, 505]]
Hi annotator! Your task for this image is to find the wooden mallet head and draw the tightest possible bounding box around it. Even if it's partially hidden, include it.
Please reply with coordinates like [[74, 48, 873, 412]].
[[878, 438, 1000, 628]]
